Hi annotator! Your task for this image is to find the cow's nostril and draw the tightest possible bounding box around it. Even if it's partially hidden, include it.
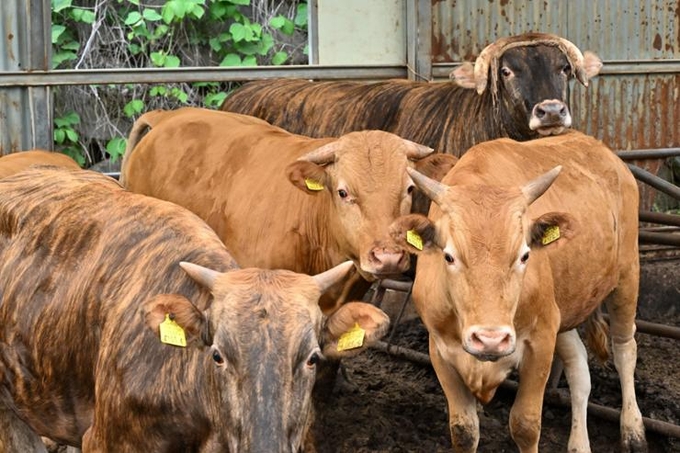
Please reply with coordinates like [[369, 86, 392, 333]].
[[559, 106, 567, 117], [535, 107, 546, 119]]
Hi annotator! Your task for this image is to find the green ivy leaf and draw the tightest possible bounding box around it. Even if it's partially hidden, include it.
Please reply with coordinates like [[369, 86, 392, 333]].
[[230, 23, 246, 42], [242, 55, 257, 66], [150, 51, 165, 67], [269, 16, 285, 29], [227, 0, 249, 5], [106, 137, 127, 163], [164, 55, 181, 68], [204, 92, 228, 108], [54, 129, 66, 144], [295, 4, 308, 28], [52, 0, 73, 13], [272, 51, 287, 65], [51, 25, 66, 44], [150, 86, 167, 96], [123, 99, 145, 117], [219, 53, 241, 66], [124, 11, 142, 26], [142, 9, 162, 21], [65, 129, 79, 143], [70, 8, 96, 24]]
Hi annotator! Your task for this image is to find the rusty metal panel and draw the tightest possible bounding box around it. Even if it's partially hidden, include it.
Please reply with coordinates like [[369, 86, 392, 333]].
[[0, 0, 52, 154]]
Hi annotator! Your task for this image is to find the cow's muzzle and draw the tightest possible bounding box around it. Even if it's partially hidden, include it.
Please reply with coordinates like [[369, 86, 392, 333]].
[[463, 326, 516, 361], [529, 99, 572, 136], [364, 246, 409, 276]]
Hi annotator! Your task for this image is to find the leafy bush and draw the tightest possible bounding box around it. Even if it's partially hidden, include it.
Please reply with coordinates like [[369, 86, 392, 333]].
[[51, 0, 308, 166]]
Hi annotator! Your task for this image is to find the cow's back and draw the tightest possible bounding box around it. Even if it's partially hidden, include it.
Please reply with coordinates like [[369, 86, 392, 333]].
[[0, 150, 80, 178], [0, 167, 236, 444], [123, 108, 340, 274], [441, 131, 638, 329]]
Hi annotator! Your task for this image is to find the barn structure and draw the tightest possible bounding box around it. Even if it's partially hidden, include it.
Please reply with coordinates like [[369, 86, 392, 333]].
[[0, 0, 679, 449]]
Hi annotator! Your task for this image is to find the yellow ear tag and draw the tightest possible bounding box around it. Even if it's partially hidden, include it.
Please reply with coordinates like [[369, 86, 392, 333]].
[[337, 323, 366, 352], [159, 314, 187, 347], [541, 225, 561, 245], [406, 229, 424, 251], [304, 178, 325, 191]]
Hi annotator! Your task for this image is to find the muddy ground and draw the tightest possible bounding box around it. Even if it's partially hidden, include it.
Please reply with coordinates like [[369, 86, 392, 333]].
[[312, 256, 680, 452]]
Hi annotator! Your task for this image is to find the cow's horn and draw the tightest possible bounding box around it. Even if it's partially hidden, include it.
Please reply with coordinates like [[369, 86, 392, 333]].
[[521, 166, 562, 205], [555, 37, 588, 86], [403, 139, 434, 159], [406, 167, 447, 205], [180, 261, 221, 291], [298, 141, 341, 165], [473, 38, 507, 95], [313, 261, 355, 293]]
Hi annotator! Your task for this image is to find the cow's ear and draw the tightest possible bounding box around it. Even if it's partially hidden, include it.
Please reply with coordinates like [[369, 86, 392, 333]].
[[286, 160, 329, 194], [450, 62, 476, 89], [390, 214, 438, 254], [529, 212, 577, 249], [413, 154, 457, 182], [583, 51, 603, 80], [321, 302, 390, 359], [144, 294, 209, 347]]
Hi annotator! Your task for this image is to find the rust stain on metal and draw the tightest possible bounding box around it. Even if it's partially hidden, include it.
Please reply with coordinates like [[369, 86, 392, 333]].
[[653, 33, 663, 51]]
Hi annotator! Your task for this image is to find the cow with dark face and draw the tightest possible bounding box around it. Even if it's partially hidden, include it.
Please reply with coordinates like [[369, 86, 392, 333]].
[[220, 33, 602, 158], [0, 167, 389, 452]]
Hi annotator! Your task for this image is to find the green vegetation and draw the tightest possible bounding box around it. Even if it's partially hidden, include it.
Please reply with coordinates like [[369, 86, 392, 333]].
[[51, 0, 308, 165]]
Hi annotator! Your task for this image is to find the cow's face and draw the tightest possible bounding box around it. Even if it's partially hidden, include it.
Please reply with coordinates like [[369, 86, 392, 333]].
[[287, 131, 457, 279], [391, 167, 572, 362], [451, 42, 601, 138], [145, 261, 390, 452]]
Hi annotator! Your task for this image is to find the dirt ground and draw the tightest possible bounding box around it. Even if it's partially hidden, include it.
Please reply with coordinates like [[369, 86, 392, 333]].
[[312, 268, 680, 452]]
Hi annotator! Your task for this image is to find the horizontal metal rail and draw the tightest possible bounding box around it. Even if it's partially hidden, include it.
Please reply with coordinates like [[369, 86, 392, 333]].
[[639, 211, 680, 227], [638, 231, 680, 247], [616, 148, 680, 160], [0, 65, 408, 87], [627, 164, 680, 201], [372, 340, 680, 439]]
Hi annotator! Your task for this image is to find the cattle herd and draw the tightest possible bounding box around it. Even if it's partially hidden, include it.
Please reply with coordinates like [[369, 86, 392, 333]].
[[0, 32, 652, 453]]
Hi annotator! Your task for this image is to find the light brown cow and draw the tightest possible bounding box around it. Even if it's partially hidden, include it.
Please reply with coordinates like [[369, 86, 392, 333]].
[[121, 107, 456, 312], [390, 131, 646, 453], [0, 149, 80, 178], [0, 167, 390, 452]]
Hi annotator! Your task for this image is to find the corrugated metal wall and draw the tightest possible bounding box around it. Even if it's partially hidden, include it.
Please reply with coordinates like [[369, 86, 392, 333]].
[[0, 0, 52, 154], [431, 0, 680, 208]]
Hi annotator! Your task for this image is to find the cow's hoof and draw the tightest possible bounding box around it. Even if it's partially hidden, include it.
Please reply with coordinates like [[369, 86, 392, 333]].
[[621, 434, 648, 453]]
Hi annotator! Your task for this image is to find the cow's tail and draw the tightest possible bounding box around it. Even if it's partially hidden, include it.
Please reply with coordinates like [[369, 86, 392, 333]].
[[584, 306, 610, 364], [120, 110, 168, 186]]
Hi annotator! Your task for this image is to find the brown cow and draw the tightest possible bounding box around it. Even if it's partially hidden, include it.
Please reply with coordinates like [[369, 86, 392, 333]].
[[0, 167, 390, 452], [390, 131, 646, 453], [120, 107, 455, 312], [0, 149, 80, 178], [220, 33, 602, 158]]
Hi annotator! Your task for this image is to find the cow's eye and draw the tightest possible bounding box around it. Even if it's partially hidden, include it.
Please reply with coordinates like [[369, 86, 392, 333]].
[[306, 351, 321, 368], [520, 251, 530, 264], [562, 63, 572, 75], [338, 189, 348, 199], [444, 253, 455, 265], [211, 348, 224, 365], [407, 185, 415, 195], [500, 66, 512, 77]]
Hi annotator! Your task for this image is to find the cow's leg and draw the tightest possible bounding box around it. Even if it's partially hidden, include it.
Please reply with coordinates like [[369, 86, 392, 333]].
[[509, 335, 555, 453], [0, 403, 48, 453], [429, 338, 478, 453], [605, 271, 647, 453], [555, 329, 591, 453]]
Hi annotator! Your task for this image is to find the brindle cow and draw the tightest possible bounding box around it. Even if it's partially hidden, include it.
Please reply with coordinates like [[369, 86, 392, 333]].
[[0, 167, 389, 452], [390, 131, 646, 453], [120, 107, 455, 312], [220, 33, 602, 158], [0, 149, 80, 178]]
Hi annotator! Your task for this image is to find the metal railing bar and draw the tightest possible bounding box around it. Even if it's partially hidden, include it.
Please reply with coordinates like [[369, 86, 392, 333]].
[[627, 164, 680, 201], [0, 65, 408, 87]]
